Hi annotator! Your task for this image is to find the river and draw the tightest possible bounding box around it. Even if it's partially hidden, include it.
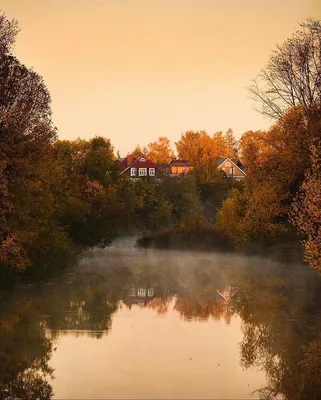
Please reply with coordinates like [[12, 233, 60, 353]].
[[1, 241, 320, 399]]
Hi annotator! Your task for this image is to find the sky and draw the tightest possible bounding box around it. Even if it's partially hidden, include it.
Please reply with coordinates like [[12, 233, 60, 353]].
[[2, 0, 321, 155]]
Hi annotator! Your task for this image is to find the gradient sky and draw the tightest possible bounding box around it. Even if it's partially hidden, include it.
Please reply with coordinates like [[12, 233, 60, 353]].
[[2, 0, 321, 154]]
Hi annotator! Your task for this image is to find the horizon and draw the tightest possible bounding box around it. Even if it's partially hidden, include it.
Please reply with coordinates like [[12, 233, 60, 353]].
[[2, 0, 321, 154]]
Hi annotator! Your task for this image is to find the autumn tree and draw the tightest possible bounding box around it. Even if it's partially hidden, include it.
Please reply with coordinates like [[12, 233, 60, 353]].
[[224, 128, 239, 161], [54, 137, 119, 247], [175, 130, 230, 183], [217, 107, 313, 244], [249, 19, 321, 120], [175, 131, 205, 166], [146, 136, 175, 164], [290, 141, 321, 273], [131, 144, 147, 158], [0, 13, 69, 272], [80, 136, 115, 184], [239, 130, 268, 168], [215, 189, 247, 245]]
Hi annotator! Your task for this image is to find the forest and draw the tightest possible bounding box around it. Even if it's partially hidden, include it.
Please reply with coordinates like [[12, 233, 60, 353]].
[[1, 13, 321, 280]]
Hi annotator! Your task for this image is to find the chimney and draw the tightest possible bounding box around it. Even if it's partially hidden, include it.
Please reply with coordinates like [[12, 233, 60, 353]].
[[127, 154, 133, 166]]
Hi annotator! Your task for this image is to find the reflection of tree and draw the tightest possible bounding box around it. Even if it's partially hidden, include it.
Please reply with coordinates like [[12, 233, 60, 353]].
[[174, 295, 232, 323], [173, 264, 234, 323], [0, 298, 53, 399], [42, 267, 132, 338], [147, 297, 173, 315], [230, 262, 321, 399]]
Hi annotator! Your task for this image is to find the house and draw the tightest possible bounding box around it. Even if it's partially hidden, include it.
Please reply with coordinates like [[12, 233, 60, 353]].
[[166, 159, 193, 177], [165, 157, 245, 180], [216, 286, 232, 302], [117, 154, 162, 179], [216, 285, 238, 302], [217, 158, 246, 180], [124, 287, 156, 309]]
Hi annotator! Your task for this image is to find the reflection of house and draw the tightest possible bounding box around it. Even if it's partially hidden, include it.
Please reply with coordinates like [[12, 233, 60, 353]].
[[217, 158, 246, 180], [216, 286, 233, 302], [117, 154, 162, 179], [166, 160, 193, 177], [124, 287, 155, 308]]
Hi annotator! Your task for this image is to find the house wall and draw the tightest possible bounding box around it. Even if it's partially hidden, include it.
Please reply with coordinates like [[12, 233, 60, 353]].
[[170, 166, 188, 175], [123, 167, 162, 178], [220, 160, 245, 178], [169, 165, 193, 176]]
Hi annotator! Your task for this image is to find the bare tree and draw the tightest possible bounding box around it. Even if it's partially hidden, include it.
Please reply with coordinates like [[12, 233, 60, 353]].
[[249, 19, 321, 119]]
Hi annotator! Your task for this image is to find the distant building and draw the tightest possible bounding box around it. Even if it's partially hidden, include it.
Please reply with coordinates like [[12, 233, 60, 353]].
[[217, 158, 246, 180], [165, 157, 246, 180], [117, 154, 245, 181], [166, 159, 193, 177], [117, 154, 162, 179]]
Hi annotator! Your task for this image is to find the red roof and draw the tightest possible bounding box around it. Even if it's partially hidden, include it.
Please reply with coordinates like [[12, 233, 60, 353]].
[[118, 155, 160, 173], [169, 159, 191, 166]]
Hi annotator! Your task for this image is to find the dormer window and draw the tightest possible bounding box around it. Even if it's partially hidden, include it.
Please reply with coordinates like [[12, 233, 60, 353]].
[[139, 157, 146, 162]]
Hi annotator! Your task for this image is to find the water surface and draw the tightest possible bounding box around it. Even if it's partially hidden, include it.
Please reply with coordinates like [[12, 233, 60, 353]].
[[1, 244, 321, 399]]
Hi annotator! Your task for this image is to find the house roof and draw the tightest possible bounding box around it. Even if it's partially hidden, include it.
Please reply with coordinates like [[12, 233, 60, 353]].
[[217, 157, 246, 176], [169, 159, 191, 166], [217, 158, 227, 166], [118, 154, 161, 174]]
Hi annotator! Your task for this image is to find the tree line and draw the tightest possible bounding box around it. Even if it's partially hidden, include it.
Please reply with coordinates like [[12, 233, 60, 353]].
[[216, 19, 321, 274], [1, 12, 321, 276]]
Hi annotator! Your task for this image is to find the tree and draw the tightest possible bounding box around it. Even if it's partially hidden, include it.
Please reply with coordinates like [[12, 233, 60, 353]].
[[54, 137, 119, 248], [217, 108, 313, 245], [175, 131, 204, 166], [0, 13, 19, 56], [290, 141, 321, 273], [215, 188, 247, 245], [175, 130, 229, 183], [79, 136, 115, 184], [146, 136, 175, 164], [249, 19, 321, 120], [131, 145, 146, 158], [224, 128, 239, 161], [0, 13, 69, 272], [239, 130, 269, 169]]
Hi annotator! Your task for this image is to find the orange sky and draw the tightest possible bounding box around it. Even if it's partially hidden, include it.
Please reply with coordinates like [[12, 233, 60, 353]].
[[2, 0, 321, 154]]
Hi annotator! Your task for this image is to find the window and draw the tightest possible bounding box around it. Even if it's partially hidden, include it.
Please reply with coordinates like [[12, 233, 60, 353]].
[[130, 167, 137, 176], [230, 167, 234, 175], [139, 157, 146, 162], [147, 288, 154, 297], [149, 168, 155, 176], [137, 288, 146, 297], [139, 168, 147, 176]]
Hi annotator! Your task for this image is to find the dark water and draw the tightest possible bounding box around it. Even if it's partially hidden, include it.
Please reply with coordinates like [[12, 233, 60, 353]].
[[1, 240, 321, 399]]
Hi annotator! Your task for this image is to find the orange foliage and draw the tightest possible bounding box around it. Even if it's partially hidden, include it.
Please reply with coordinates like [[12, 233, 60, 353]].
[[174, 295, 232, 323], [146, 136, 175, 164], [291, 142, 321, 272]]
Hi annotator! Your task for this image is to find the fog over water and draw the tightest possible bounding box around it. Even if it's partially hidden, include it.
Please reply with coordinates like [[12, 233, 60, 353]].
[[1, 239, 321, 399]]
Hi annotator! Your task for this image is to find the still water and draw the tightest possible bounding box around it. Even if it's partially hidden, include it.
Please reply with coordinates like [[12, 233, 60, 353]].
[[1, 242, 321, 399]]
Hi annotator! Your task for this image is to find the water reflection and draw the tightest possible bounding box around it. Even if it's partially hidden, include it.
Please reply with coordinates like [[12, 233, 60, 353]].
[[229, 262, 321, 399], [0, 247, 321, 398], [0, 296, 53, 399]]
